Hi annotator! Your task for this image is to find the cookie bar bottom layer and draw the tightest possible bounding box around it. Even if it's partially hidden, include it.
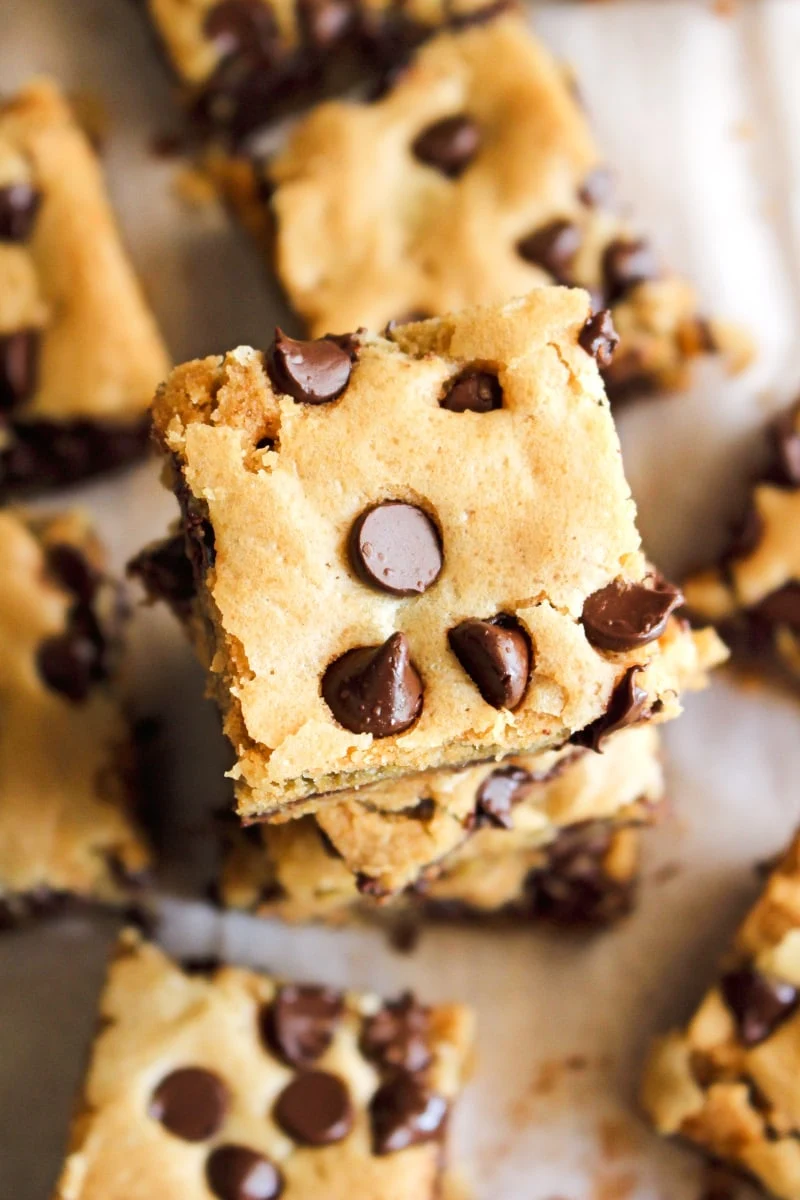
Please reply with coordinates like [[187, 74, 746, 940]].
[[642, 828, 800, 1200], [220, 809, 650, 929], [0, 510, 150, 922], [54, 929, 473, 1200], [0, 416, 151, 498]]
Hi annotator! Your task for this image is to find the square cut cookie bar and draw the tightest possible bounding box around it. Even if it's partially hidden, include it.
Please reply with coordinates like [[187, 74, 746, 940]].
[[217, 16, 750, 402], [642, 830, 800, 1200], [0, 79, 170, 497], [684, 397, 800, 684], [0, 510, 150, 927], [150, 289, 727, 818], [219, 726, 662, 927], [140, 0, 508, 143], [54, 929, 474, 1200]]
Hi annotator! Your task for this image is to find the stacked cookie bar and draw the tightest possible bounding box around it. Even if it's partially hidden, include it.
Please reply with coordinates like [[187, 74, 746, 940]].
[[137, 287, 726, 928]]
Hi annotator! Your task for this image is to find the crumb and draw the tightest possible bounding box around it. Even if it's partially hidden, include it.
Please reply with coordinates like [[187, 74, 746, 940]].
[[172, 164, 219, 209], [68, 89, 110, 151]]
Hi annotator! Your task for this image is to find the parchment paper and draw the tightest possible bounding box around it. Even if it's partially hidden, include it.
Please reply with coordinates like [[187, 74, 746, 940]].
[[2, 2, 800, 1197]]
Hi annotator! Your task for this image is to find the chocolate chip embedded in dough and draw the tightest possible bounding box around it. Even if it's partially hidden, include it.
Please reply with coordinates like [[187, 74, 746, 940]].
[[582, 576, 683, 652], [516, 219, 582, 284], [261, 984, 344, 1067], [439, 370, 503, 414], [0, 329, 39, 412], [322, 633, 423, 736], [205, 1145, 284, 1200], [0, 182, 42, 241], [602, 238, 659, 303], [349, 502, 442, 595], [204, 0, 279, 59], [448, 616, 531, 710], [360, 993, 432, 1074], [148, 1067, 229, 1142], [272, 1070, 353, 1145], [474, 765, 532, 829], [578, 310, 619, 370], [720, 967, 799, 1047], [571, 667, 649, 752], [370, 1073, 448, 1155], [267, 329, 352, 404], [412, 114, 481, 179]]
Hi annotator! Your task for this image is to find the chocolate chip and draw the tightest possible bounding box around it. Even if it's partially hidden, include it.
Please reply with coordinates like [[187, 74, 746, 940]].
[[46, 544, 99, 605], [128, 533, 197, 614], [448, 616, 531, 710], [527, 822, 633, 926], [0, 329, 39, 412], [149, 1067, 229, 1142], [582, 576, 683, 652], [322, 632, 423, 737], [206, 1145, 283, 1200], [356, 872, 391, 899], [298, 0, 354, 48], [572, 667, 648, 752], [516, 219, 582, 284], [370, 1073, 448, 1155], [361, 993, 432, 1074], [754, 583, 800, 631], [602, 238, 659, 303], [261, 984, 344, 1067], [440, 370, 503, 413], [474, 765, 532, 829], [720, 967, 799, 1046], [349, 502, 442, 596], [272, 1070, 353, 1145], [769, 399, 800, 487], [267, 329, 352, 404], [578, 167, 613, 208], [578, 310, 619, 370], [204, 0, 279, 59], [412, 114, 480, 179], [0, 183, 42, 241], [36, 627, 103, 703]]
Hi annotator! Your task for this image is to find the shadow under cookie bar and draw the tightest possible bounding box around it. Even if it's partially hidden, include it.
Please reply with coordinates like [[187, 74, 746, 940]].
[[0, 80, 169, 497], [53, 928, 473, 1200], [212, 16, 751, 401], [683, 395, 800, 688], [0, 511, 151, 929], [136, 0, 513, 144], [642, 828, 800, 1200], [145, 292, 727, 817]]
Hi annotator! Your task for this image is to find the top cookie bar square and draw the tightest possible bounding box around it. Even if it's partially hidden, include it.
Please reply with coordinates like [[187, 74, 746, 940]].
[[152, 288, 695, 818]]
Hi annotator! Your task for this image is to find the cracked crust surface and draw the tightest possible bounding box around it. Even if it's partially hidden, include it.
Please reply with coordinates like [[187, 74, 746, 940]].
[[218, 17, 750, 397], [54, 929, 473, 1200], [0, 511, 149, 924], [642, 830, 800, 1200], [150, 290, 725, 817]]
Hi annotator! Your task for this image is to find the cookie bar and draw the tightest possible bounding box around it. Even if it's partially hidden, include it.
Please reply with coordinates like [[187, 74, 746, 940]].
[[684, 397, 800, 684], [53, 929, 474, 1200], [149, 290, 726, 818], [642, 829, 800, 1200], [0, 510, 150, 927], [0, 80, 169, 496], [218, 726, 661, 926], [140, 0, 508, 142], [217, 17, 750, 401]]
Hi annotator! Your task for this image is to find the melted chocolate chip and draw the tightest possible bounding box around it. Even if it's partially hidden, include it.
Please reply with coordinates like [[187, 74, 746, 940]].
[[272, 1070, 353, 1145], [578, 310, 619, 369], [572, 667, 648, 752], [754, 583, 800, 632], [527, 822, 633, 926], [578, 167, 613, 209], [720, 967, 799, 1047], [261, 984, 344, 1067], [46, 544, 99, 605], [439, 370, 503, 413], [322, 632, 423, 736], [149, 1067, 229, 1141], [0, 415, 150, 498], [474, 765, 532, 829], [0, 329, 39, 412], [602, 238, 659, 303], [36, 623, 104, 703], [267, 329, 352, 404], [448, 616, 531, 710], [360, 993, 432, 1074], [128, 533, 196, 615], [582, 576, 683, 652], [412, 114, 481, 179], [349, 502, 442, 595], [204, 0, 279, 59], [516, 219, 582, 284], [769, 399, 800, 487], [206, 1146, 283, 1200], [0, 183, 42, 241], [370, 1073, 448, 1155]]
